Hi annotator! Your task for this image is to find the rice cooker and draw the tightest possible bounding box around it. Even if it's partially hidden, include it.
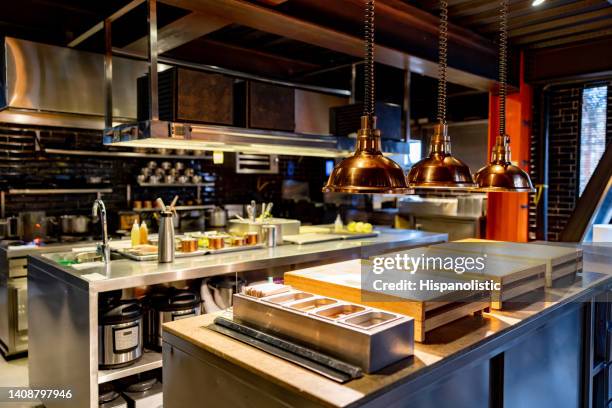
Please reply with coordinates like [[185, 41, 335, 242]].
[[147, 289, 201, 349], [98, 300, 143, 369], [99, 390, 127, 408]]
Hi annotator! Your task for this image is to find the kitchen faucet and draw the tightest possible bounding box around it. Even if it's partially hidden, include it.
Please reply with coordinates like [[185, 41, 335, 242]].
[[92, 199, 110, 263]]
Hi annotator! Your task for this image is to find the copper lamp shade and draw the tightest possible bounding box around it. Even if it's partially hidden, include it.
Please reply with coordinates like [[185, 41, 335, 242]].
[[473, 135, 535, 192], [323, 116, 411, 194], [407, 124, 475, 188], [473, 0, 535, 193]]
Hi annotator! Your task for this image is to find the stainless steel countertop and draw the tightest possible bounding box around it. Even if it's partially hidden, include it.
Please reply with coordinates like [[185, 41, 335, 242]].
[[1, 240, 101, 259], [162, 245, 612, 407], [28, 229, 448, 292]]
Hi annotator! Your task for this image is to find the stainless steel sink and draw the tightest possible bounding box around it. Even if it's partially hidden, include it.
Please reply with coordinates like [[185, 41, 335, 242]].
[[43, 251, 123, 266]]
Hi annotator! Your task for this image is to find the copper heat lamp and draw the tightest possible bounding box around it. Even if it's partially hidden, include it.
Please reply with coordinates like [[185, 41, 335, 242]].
[[323, 0, 411, 194], [473, 0, 535, 192], [407, 0, 474, 189]]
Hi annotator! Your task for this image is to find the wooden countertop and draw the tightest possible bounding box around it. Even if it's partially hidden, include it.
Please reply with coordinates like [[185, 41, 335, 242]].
[[163, 245, 611, 407]]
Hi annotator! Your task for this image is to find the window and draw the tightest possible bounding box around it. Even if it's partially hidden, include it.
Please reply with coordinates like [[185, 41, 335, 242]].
[[579, 85, 608, 196], [409, 140, 423, 164]]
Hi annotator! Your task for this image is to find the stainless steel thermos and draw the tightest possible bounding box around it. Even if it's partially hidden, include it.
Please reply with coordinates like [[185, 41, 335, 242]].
[[158, 210, 175, 263]]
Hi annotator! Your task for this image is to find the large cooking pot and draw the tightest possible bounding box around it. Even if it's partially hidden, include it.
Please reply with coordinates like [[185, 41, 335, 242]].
[[207, 206, 227, 228], [98, 300, 143, 369], [146, 289, 201, 350], [17, 211, 47, 242], [60, 215, 90, 234]]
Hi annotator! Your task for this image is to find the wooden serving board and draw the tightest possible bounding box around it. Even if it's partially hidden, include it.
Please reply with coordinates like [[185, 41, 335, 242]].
[[284, 259, 488, 342], [432, 241, 582, 287], [389, 247, 547, 310]]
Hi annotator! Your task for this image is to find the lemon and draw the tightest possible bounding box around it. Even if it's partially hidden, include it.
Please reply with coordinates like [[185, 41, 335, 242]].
[[347, 222, 357, 233]]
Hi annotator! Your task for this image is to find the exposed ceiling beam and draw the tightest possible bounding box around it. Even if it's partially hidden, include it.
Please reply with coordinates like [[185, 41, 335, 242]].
[[509, 7, 612, 37], [526, 28, 612, 48], [165, 37, 321, 77], [253, 0, 289, 4], [379, 0, 496, 55], [458, 0, 565, 27], [122, 12, 230, 54], [513, 17, 612, 44], [159, 0, 496, 90], [449, 0, 506, 18], [67, 0, 144, 47], [478, 0, 607, 33]]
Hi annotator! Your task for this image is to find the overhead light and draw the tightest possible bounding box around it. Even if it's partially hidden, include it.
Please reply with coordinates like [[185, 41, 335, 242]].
[[407, 0, 475, 189], [213, 151, 224, 164], [532, 0, 545, 6], [473, 0, 535, 192], [323, 0, 411, 194]]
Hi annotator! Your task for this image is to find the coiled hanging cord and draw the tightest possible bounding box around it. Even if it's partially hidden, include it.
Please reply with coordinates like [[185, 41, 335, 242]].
[[499, 0, 508, 137], [364, 0, 376, 120], [437, 0, 448, 125]]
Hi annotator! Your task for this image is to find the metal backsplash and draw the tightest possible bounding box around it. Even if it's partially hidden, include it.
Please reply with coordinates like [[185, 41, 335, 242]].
[[2, 37, 147, 120]]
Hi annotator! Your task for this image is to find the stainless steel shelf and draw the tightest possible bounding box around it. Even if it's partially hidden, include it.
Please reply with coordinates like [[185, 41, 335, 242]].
[[136, 183, 214, 188], [45, 148, 214, 160], [6, 188, 112, 195], [133, 205, 213, 212], [98, 349, 162, 384]]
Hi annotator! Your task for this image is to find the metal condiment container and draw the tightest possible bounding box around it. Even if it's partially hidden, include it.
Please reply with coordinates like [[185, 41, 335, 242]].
[[158, 211, 175, 263], [262, 224, 278, 247]]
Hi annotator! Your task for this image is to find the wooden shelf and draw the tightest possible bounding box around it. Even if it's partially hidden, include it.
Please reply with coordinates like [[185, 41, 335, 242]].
[[6, 188, 112, 195], [98, 349, 162, 384]]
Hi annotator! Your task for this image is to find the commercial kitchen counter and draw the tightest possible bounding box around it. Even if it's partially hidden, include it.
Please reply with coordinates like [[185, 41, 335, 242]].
[[26, 228, 447, 408], [162, 244, 612, 408], [27, 228, 446, 293]]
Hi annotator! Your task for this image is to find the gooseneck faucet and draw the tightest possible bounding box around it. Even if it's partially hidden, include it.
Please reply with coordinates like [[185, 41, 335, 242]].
[[92, 199, 110, 263]]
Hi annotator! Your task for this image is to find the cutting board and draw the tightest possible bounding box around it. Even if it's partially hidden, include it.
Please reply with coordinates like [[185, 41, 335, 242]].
[[284, 259, 488, 342], [431, 241, 582, 286], [283, 231, 379, 245], [387, 247, 547, 309], [114, 244, 264, 261]]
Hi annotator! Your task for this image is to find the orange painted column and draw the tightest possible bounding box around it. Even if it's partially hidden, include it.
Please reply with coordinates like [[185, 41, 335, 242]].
[[485, 52, 532, 242]]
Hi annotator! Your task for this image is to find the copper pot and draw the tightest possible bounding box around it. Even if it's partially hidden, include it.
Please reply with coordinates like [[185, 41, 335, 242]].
[[208, 236, 224, 250], [231, 237, 246, 247], [180, 238, 198, 253], [245, 232, 258, 245]]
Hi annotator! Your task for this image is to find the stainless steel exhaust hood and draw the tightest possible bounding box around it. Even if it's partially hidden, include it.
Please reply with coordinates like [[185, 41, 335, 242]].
[[103, 120, 409, 158], [0, 37, 409, 158], [0, 37, 147, 129]]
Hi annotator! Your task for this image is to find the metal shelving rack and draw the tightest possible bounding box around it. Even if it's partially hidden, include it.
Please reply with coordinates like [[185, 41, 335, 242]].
[[97, 349, 163, 384], [0, 188, 113, 218]]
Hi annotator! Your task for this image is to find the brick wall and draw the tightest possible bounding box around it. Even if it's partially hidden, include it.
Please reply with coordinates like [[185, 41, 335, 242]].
[[0, 124, 328, 234], [547, 85, 582, 241], [530, 81, 611, 242]]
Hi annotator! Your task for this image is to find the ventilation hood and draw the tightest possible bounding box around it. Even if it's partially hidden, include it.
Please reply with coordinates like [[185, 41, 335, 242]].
[[1, 37, 409, 158], [0, 37, 146, 129], [103, 120, 409, 158]]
